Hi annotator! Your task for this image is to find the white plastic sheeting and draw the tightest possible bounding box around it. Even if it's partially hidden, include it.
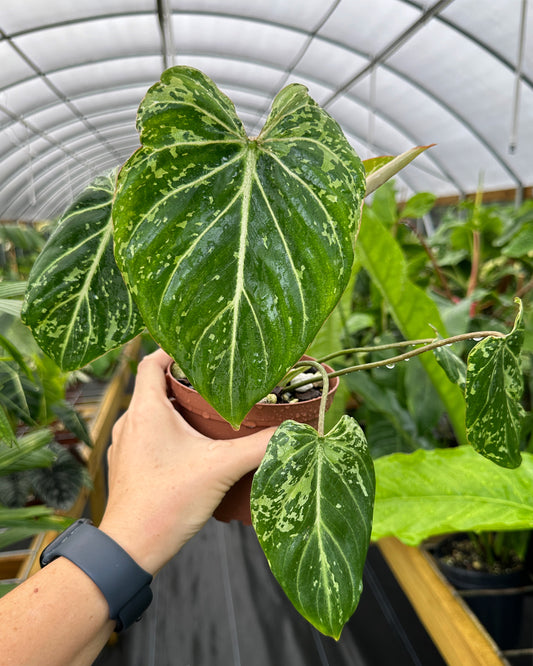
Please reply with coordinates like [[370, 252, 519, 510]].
[[0, 0, 531, 221]]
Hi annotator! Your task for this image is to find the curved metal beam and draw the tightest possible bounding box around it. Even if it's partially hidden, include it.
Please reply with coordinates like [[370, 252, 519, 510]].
[[0, 51, 460, 197], [0, 20, 518, 193]]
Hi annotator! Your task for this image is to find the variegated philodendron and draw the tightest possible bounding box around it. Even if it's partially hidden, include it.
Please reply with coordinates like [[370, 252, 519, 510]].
[[24, 65, 522, 640], [251, 417, 375, 639]]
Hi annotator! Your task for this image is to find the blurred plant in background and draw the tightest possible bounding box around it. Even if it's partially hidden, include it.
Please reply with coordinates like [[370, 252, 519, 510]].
[[309, 182, 533, 567]]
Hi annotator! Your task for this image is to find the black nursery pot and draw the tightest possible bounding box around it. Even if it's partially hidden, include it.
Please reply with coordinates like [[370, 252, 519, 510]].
[[435, 535, 530, 650]]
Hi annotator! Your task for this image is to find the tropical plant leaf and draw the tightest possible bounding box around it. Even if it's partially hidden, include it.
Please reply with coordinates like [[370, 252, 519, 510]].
[[372, 447, 533, 545], [356, 204, 467, 444], [113, 66, 366, 427], [0, 583, 17, 598], [28, 443, 87, 510], [0, 333, 32, 377], [0, 506, 72, 549], [364, 145, 434, 196], [362, 155, 394, 177], [0, 281, 27, 299], [22, 171, 144, 370], [465, 299, 525, 468], [0, 405, 16, 446], [0, 360, 39, 425], [400, 192, 437, 219], [0, 473, 32, 507], [251, 416, 375, 639], [0, 299, 22, 317], [0, 430, 55, 475], [51, 400, 91, 446], [433, 344, 467, 390]]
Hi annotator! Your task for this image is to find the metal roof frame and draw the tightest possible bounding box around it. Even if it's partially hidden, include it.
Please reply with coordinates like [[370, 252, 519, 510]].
[[0, 0, 531, 221]]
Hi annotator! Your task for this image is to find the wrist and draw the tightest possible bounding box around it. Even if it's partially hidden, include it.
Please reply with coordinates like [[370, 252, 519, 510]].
[[40, 519, 153, 632], [97, 520, 154, 575]]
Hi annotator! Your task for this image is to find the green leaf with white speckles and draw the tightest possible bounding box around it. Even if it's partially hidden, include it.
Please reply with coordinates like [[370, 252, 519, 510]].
[[22, 171, 144, 370], [251, 416, 375, 639], [112, 66, 366, 427], [465, 299, 525, 469], [433, 344, 467, 390]]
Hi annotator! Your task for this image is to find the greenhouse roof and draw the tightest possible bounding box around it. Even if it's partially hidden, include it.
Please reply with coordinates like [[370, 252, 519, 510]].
[[0, 0, 531, 222]]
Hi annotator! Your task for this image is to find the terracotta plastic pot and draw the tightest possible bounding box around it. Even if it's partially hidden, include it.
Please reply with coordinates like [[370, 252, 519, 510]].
[[165, 356, 339, 525]]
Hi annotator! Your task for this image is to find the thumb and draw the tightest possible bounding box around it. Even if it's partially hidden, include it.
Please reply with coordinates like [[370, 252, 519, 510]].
[[221, 426, 277, 481]]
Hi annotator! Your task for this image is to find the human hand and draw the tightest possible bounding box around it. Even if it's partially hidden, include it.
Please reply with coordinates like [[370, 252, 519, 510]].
[[98, 349, 275, 575]]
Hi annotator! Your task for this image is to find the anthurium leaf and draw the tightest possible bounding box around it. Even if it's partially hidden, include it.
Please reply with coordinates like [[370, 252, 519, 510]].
[[465, 299, 525, 468], [433, 344, 467, 390], [22, 171, 144, 371], [364, 145, 434, 196], [113, 66, 366, 427], [251, 416, 375, 639], [372, 447, 533, 545]]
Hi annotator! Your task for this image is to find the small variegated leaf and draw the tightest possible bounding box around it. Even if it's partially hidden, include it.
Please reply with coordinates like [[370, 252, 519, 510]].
[[465, 299, 525, 468], [113, 66, 366, 427], [22, 171, 144, 370], [433, 344, 467, 390], [251, 416, 375, 639]]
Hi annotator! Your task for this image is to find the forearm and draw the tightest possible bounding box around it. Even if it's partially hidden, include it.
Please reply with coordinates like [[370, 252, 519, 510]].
[[0, 556, 115, 666]]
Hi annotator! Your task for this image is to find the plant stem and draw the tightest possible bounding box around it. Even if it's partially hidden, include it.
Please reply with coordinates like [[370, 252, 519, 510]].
[[294, 360, 329, 437], [402, 219, 456, 302], [467, 230, 481, 297], [318, 339, 434, 363], [289, 330, 505, 391]]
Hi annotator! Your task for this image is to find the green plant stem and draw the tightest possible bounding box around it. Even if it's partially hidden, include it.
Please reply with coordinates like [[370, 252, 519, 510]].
[[402, 219, 456, 302], [318, 339, 435, 363], [289, 330, 505, 391], [294, 360, 329, 437]]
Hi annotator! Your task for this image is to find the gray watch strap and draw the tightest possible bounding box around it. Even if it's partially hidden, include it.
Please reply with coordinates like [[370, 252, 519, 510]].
[[40, 518, 153, 631]]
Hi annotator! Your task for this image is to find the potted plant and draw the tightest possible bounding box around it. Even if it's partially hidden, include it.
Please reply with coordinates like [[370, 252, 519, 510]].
[[20, 66, 528, 639]]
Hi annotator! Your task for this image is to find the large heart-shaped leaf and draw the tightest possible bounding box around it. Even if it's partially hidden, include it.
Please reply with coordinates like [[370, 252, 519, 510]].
[[372, 447, 533, 545], [113, 66, 366, 427], [22, 171, 144, 370], [251, 416, 375, 639], [465, 299, 525, 468]]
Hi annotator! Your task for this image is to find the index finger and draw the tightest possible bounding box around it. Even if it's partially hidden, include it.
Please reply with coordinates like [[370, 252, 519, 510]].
[[129, 348, 173, 405]]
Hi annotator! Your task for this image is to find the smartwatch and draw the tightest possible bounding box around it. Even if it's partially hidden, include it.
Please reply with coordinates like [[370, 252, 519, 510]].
[[40, 518, 153, 632]]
